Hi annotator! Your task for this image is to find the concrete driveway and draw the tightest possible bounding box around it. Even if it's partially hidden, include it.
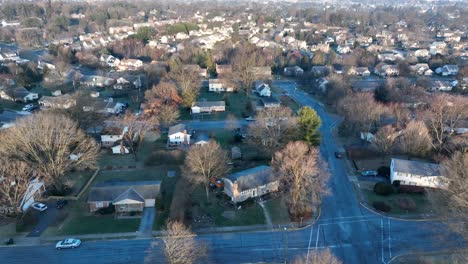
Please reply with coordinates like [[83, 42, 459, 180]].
[[138, 207, 156, 236], [27, 202, 57, 237]]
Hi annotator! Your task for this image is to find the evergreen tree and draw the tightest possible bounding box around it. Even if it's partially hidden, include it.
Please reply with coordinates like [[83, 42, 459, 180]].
[[298, 106, 322, 146]]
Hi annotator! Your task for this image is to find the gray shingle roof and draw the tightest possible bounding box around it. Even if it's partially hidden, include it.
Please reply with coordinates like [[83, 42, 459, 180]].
[[88, 181, 161, 203], [112, 187, 145, 203], [193, 101, 225, 108], [168, 124, 186, 135], [228, 165, 277, 192], [392, 159, 442, 177]]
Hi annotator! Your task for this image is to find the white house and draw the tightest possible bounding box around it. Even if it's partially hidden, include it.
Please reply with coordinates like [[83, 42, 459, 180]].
[[168, 124, 190, 146], [191, 101, 226, 114], [100, 127, 128, 147], [223, 166, 279, 203], [284, 66, 304, 76], [38, 95, 76, 109], [100, 55, 120, 67], [254, 81, 272, 97], [111, 144, 130, 154], [116, 59, 143, 71], [208, 79, 233, 92], [436, 65, 459, 76], [390, 158, 448, 189]]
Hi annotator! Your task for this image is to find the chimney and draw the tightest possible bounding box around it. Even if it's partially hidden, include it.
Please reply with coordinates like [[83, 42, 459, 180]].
[[232, 181, 239, 199]]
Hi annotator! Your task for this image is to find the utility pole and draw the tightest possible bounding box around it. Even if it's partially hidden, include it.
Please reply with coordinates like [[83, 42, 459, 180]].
[[284, 227, 288, 264]]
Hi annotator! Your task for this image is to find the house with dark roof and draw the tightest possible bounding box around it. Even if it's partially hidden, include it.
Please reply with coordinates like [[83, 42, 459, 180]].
[[390, 158, 447, 189], [223, 165, 279, 203], [87, 181, 161, 214], [191, 101, 226, 114]]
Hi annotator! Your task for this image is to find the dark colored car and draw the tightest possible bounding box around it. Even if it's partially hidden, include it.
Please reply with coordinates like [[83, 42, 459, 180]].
[[4, 238, 14, 245], [56, 200, 68, 209]]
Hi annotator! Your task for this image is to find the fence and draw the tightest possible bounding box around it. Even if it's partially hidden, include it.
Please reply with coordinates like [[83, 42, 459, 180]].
[[43, 168, 100, 201]]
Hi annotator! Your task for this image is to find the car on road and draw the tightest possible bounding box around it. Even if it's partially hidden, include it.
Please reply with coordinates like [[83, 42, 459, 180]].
[[245, 116, 255, 122], [56, 200, 68, 209], [361, 170, 378, 177], [335, 147, 346, 159], [22, 104, 34, 111], [31, 202, 48, 212], [56, 239, 81, 250]]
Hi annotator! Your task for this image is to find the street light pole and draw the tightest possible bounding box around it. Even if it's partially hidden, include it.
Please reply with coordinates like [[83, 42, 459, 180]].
[[284, 227, 288, 264]]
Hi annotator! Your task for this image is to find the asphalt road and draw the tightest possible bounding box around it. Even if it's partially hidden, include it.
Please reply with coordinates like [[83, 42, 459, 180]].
[[1, 82, 466, 263]]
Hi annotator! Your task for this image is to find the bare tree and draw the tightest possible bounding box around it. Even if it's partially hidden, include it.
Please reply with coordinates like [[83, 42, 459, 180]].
[[247, 106, 298, 154], [293, 249, 342, 264], [228, 42, 266, 93], [147, 221, 206, 264], [0, 112, 99, 193], [372, 125, 397, 155], [338, 93, 385, 135], [421, 94, 468, 151], [398, 120, 432, 157], [182, 141, 230, 200], [388, 103, 410, 130], [428, 151, 468, 239], [0, 159, 33, 218], [170, 64, 202, 108], [144, 81, 181, 128], [118, 112, 156, 160], [272, 141, 330, 219]]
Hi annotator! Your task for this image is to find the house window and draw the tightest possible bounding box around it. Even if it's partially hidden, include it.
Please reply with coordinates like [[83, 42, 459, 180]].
[[175, 136, 181, 139], [96, 202, 104, 208]]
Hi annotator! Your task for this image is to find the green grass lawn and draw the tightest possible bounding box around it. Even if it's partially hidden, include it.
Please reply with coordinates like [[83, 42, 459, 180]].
[[63, 171, 94, 195], [94, 168, 168, 183], [362, 189, 431, 216], [190, 186, 266, 227], [153, 174, 179, 230], [59, 215, 140, 235], [0, 99, 23, 111], [98, 134, 160, 169], [264, 198, 290, 225]]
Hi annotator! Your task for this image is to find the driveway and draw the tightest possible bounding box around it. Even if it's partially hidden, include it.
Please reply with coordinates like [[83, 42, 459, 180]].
[[27, 202, 57, 237], [138, 207, 156, 235]]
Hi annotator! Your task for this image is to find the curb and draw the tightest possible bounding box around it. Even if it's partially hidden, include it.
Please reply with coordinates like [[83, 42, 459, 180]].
[[359, 202, 439, 222]]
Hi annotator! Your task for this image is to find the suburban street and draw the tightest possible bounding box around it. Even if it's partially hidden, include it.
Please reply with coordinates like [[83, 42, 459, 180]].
[[0, 83, 466, 263]]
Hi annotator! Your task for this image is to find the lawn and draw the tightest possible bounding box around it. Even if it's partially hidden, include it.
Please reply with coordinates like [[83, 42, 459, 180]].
[[189, 186, 266, 227], [0, 99, 23, 111], [264, 198, 290, 225], [179, 90, 251, 120], [63, 170, 94, 196], [98, 133, 160, 169], [94, 167, 168, 183], [362, 189, 431, 216], [392, 252, 464, 264], [59, 215, 140, 235]]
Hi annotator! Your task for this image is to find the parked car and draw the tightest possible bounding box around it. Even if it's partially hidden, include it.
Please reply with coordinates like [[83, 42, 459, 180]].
[[210, 178, 224, 188], [4, 238, 14, 245], [31, 202, 48, 212], [335, 147, 345, 159], [56, 239, 81, 250], [22, 104, 34, 111], [245, 116, 255, 122], [56, 200, 68, 209], [361, 170, 378, 177]]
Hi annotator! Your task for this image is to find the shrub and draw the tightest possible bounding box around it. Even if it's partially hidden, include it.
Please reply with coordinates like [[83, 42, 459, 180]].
[[372, 201, 392, 212], [397, 198, 416, 211], [97, 204, 115, 215], [398, 185, 425, 194], [373, 182, 394, 196], [377, 166, 390, 178]]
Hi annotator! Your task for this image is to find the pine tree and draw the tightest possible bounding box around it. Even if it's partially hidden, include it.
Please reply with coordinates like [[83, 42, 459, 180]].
[[298, 106, 322, 146]]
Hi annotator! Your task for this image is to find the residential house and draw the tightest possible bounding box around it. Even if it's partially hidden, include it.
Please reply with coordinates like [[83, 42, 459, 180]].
[[411, 64, 432, 76], [38, 94, 76, 109], [311, 66, 329, 77], [209, 79, 233, 92], [192, 131, 210, 145], [250, 67, 272, 79], [337, 45, 351, 54], [347, 67, 370, 77], [430, 42, 447, 55], [111, 143, 130, 155], [215, 64, 232, 77], [317, 78, 329, 93], [261, 97, 281, 108], [80, 75, 115, 88], [114, 76, 142, 90], [390, 158, 447, 189], [191, 101, 226, 114], [100, 127, 128, 147], [87, 181, 161, 214], [184, 64, 207, 77], [117, 59, 143, 71], [0, 87, 38, 103], [284, 66, 304, 76], [375, 64, 399, 76], [436, 65, 459, 76], [100, 55, 121, 67], [168, 124, 190, 146], [108, 26, 133, 35], [414, 49, 430, 59], [430, 80, 454, 92], [254, 81, 272, 97], [223, 166, 279, 203]]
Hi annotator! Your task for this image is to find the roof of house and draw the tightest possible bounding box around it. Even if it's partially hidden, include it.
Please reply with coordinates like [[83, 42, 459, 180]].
[[168, 124, 186, 135], [228, 165, 277, 192], [351, 79, 383, 92], [261, 97, 281, 105], [87, 180, 161, 203], [193, 101, 225, 108], [392, 158, 442, 177]]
